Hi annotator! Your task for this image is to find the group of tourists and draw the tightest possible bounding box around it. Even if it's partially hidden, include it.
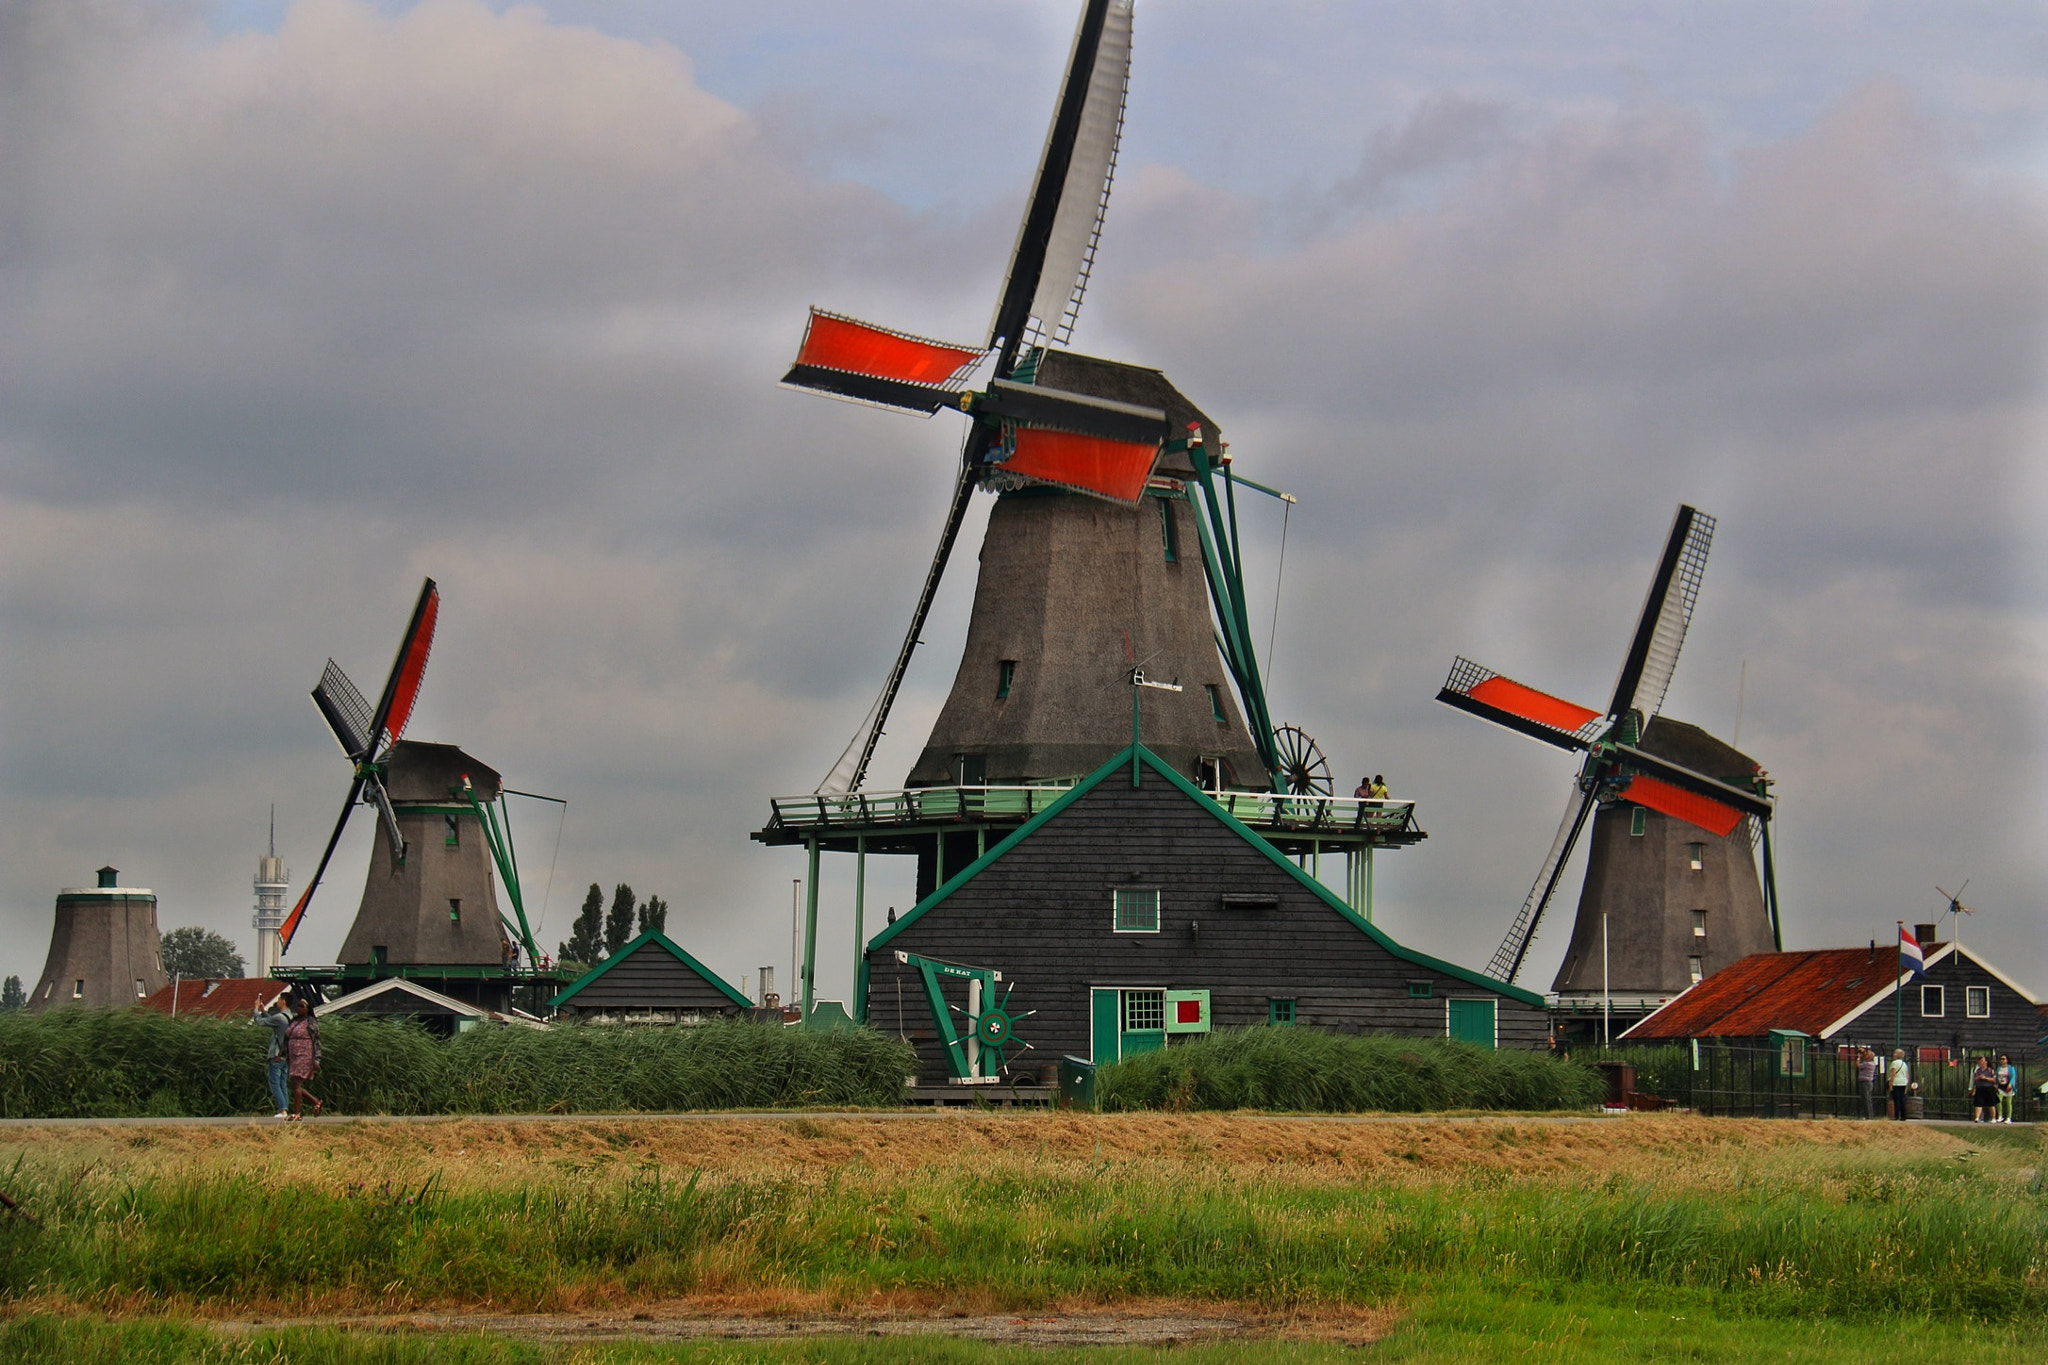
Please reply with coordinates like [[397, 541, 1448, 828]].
[[1855, 1045, 2019, 1122], [251, 991, 323, 1121], [1352, 775, 1390, 800]]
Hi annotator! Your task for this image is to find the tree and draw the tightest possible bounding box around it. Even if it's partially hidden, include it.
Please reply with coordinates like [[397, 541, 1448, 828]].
[[559, 883, 603, 966], [0, 975, 23, 1012], [604, 883, 637, 956], [160, 926, 244, 979], [636, 895, 668, 937]]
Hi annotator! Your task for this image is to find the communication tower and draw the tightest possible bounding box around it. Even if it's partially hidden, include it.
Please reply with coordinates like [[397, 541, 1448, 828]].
[[252, 806, 289, 977]]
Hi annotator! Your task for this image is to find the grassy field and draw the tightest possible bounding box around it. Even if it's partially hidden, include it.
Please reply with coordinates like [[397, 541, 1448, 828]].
[[0, 1113, 2039, 1361]]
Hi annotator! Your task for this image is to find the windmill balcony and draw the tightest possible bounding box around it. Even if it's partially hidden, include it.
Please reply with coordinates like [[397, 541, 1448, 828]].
[[754, 783, 1426, 856]]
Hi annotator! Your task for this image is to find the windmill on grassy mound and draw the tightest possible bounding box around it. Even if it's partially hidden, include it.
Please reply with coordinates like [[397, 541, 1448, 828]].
[[276, 578, 556, 1010], [1436, 505, 1782, 1022]]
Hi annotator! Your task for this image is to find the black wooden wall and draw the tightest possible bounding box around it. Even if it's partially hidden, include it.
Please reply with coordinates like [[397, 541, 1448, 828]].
[[1832, 950, 2039, 1061], [866, 767, 1547, 1085], [557, 940, 740, 1018]]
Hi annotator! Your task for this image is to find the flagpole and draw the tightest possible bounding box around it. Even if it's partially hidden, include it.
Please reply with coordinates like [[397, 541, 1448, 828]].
[[1893, 920, 1903, 1060]]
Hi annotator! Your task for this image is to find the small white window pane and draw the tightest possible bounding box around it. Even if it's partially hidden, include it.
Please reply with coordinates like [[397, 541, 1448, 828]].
[[1966, 986, 1990, 1019]]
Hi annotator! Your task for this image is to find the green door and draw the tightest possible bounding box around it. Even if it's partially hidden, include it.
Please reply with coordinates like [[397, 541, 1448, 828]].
[[1447, 998, 1497, 1049], [1091, 988, 1121, 1063]]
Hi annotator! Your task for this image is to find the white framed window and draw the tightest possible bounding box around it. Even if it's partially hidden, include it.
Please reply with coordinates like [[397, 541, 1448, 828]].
[[1121, 989, 1165, 1032], [134, 979, 146, 998], [1966, 986, 1990, 1019], [1113, 888, 1161, 934], [72, 979, 84, 998], [1692, 910, 1707, 938], [1921, 984, 1944, 1018], [1687, 956, 1704, 985], [1687, 843, 1704, 870]]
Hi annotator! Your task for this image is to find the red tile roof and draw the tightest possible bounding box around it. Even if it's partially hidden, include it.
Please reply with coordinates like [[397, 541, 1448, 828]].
[[1621, 946, 1918, 1042], [139, 978, 288, 1019]]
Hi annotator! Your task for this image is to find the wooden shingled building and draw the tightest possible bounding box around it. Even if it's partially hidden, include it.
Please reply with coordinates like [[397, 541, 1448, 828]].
[[552, 931, 751, 1024], [864, 745, 1546, 1085]]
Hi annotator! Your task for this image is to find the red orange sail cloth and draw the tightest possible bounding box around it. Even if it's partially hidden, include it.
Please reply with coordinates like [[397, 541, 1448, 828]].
[[1465, 675, 1602, 738], [794, 311, 986, 389], [1622, 773, 1744, 838], [1002, 427, 1159, 505]]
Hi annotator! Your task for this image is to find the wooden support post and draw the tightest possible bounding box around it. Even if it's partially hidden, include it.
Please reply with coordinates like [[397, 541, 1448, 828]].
[[851, 836, 866, 1022], [1365, 844, 1375, 923], [802, 837, 821, 1019]]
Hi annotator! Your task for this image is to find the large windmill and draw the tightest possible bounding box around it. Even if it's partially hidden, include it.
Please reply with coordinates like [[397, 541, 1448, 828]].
[[277, 578, 549, 1009], [779, 0, 1280, 801], [757, 0, 1426, 1020], [1436, 506, 1782, 1007]]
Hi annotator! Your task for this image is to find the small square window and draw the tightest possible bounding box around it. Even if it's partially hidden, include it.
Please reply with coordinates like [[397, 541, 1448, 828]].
[[1920, 984, 1944, 1018], [996, 659, 1016, 699], [1268, 998, 1296, 1025], [1687, 956, 1704, 984], [1692, 910, 1707, 937], [1113, 888, 1161, 933], [1407, 981, 1434, 999], [1687, 842, 1704, 870], [1121, 989, 1165, 1032], [1966, 986, 1990, 1019], [445, 814, 460, 847], [1630, 808, 1647, 837], [1205, 684, 1226, 724]]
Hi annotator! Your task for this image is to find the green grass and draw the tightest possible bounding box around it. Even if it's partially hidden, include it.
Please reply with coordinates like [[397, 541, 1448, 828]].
[[4, 1293, 2045, 1364], [0, 1012, 914, 1118], [1096, 1028, 1602, 1112], [0, 1147, 2039, 1318]]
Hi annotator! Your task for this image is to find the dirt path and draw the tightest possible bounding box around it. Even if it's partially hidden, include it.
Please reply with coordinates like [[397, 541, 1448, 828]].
[[208, 1304, 1400, 1348]]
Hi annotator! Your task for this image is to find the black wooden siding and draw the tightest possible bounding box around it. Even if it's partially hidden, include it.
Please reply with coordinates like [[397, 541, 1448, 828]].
[[1830, 952, 2039, 1061], [558, 941, 739, 1017], [867, 773, 1546, 1085]]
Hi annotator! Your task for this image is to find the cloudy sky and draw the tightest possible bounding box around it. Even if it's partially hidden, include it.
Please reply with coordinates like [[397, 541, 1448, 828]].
[[4, 0, 2045, 1005]]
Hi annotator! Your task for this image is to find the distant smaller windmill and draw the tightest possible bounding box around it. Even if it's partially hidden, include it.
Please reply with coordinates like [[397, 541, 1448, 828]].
[[1437, 505, 1781, 986], [279, 580, 548, 1008], [1935, 881, 1974, 950]]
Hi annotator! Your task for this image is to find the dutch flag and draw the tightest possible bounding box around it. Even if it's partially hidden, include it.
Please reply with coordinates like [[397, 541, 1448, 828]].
[[1899, 924, 1926, 980]]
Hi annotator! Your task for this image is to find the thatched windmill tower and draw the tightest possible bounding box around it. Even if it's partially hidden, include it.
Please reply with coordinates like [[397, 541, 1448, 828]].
[[26, 866, 168, 1011]]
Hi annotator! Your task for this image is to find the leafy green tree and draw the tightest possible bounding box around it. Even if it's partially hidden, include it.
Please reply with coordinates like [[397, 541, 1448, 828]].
[[558, 883, 604, 967], [0, 975, 24, 1012], [160, 926, 244, 979], [604, 883, 637, 956], [636, 895, 668, 937]]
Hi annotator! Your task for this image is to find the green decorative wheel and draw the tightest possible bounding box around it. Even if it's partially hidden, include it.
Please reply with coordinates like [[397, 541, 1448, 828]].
[[964, 984, 1033, 1075]]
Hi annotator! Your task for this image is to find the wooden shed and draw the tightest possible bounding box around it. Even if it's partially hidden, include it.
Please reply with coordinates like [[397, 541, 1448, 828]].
[[863, 744, 1546, 1085], [551, 930, 750, 1024]]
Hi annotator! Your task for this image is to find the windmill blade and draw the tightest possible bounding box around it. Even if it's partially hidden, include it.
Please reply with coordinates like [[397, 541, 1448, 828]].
[[366, 578, 439, 756], [278, 775, 365, 953], [311, 659, 375, 761], [1437, 657, 1603, 752], [1486, 783, 1599, 983], [782, 310, 988, 414], [989, 0, 1131, 367], [1614, 773, 1745, 838], [365, 775, 407, 862], [817, 465, 980, 794], [1606, 742, 1773, 822], [1608, 505, 1714, 721]]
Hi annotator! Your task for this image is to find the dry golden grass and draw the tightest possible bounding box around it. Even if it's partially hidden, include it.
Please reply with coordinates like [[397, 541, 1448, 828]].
[[0, 1111, 2016, 1195]]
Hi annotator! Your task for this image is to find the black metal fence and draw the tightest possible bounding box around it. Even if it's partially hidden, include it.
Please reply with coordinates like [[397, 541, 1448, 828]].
[[1614, 1043, 2037, 1121]]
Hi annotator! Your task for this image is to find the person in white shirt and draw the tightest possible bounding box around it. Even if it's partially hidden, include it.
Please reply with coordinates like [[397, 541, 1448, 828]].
[[1887, 1049, 1912, 1121]]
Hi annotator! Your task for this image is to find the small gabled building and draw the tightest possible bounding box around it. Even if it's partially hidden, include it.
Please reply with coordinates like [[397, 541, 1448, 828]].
[[551, 930, 751, 1024], [317, 976, 541, 1036], [863, 744, 1546, 1085], [1621, 939, 2038, 1062]]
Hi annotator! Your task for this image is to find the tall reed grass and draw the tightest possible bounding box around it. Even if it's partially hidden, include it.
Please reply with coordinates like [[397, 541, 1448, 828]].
[[0, 1010, 912, 1117], [1096, 1028, 1602, 1112], [0, 1154, 2038, 1319]]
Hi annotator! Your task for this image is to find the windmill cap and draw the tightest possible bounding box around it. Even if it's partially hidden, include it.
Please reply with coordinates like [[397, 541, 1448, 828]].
[[96, 865, 118, 887]]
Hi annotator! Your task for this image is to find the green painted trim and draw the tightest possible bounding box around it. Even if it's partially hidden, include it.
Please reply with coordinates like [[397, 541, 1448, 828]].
[[867, 744, 1543, 1008], [550, 929, 751, 1011]]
